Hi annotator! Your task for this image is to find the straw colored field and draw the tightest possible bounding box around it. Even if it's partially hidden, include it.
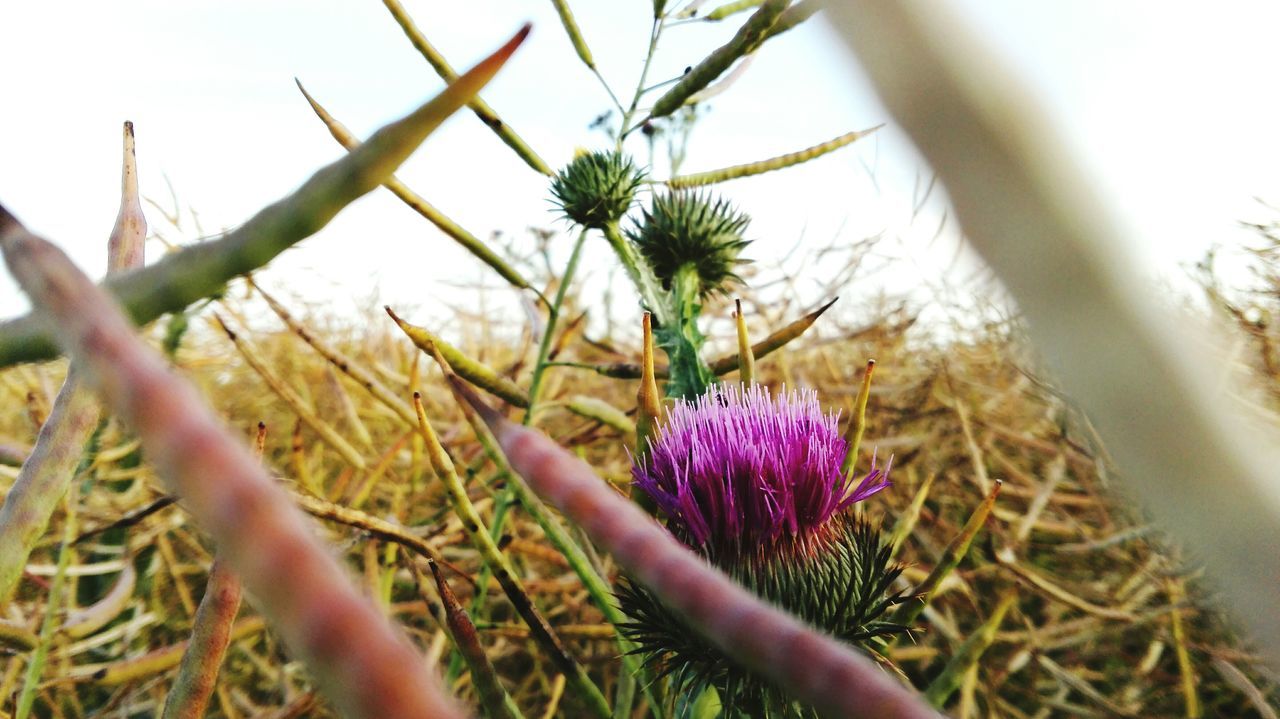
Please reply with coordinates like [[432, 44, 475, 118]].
[[0, 273, 1274, 716]]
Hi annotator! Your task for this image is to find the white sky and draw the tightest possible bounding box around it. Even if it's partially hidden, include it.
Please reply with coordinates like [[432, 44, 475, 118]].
[[1, 2, 1279, 328]]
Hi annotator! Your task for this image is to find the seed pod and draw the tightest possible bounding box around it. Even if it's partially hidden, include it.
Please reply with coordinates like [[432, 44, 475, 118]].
[[107, 121, 146, 272], [296, 83, 533, 292], [212, 314, 367, 470], [381, 0, 552, 175], [762, 0, 819, 40], [703, 0, 765, 22], [565, 395, 635, 435], [0, 29, 526, 368], [418, 562, 520, 719], [64, 562, 137, 639], [922, 593, 1017, 707], [411, 391, 611, 718], [386, 307, 530, 408], [892, 480, 1003, 629], [648, 0, 789, 121], [550, 0, 596, 70], [0, 212, 470, 718], [668, 126, 881, 189], [841, 359, 876, 484], [733, 299, 755, 385]]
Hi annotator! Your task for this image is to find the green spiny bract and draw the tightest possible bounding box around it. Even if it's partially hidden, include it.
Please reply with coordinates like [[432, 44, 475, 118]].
[[550, 150, 645, 229], [628, 190, 751, 298], [618, 515, 909, 718]]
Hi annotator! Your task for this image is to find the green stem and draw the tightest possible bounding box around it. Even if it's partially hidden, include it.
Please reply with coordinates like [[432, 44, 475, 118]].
[[602, 221, 672, 326], [658, 264, 715, 399], [617, 17, 666, 150], [455, 229, 585, 677], [415, 399, 612, 718], [524, 231, 647, 718], [525, 229, 588, 421], [15, 488, 77, 719]]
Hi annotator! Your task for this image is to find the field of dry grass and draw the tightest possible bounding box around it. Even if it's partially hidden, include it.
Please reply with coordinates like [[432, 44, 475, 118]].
[[4, 2, 1280, 716], [1, 256, 1277, 716]]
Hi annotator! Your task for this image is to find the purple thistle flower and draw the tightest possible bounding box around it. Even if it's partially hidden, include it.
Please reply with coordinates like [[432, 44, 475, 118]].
[[633, 383, 890, 562]]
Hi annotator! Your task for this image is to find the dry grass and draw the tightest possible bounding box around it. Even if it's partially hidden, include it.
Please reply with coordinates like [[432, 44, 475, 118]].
[[1, 246, 1278, 717]]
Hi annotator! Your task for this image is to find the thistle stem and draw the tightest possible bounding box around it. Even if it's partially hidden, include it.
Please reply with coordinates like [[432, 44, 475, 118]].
[[602, 221, 671, 326], [659, 264, 715, 398]]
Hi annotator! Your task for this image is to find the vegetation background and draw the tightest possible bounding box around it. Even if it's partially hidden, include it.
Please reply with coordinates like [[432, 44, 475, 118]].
[[1, 2, 1280, 717]]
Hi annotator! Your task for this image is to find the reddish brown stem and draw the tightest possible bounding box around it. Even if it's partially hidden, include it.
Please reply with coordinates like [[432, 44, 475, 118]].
[[0, 212, 468, 717]]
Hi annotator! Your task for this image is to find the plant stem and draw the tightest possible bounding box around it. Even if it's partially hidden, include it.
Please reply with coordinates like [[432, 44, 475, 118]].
[[454, 230, 589, 674], [658, 264, 714, 399], [617, 17, 667, 150], [602, 221, 672, 326], [14, 487, 76, 719], [526, 229, 588, 423]]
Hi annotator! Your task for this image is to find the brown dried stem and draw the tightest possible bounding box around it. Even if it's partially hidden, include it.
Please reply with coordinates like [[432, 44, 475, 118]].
[[0, 210, 468, 717]]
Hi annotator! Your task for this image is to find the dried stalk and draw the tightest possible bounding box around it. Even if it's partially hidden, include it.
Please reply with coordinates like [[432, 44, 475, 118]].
[[0, 120, 144, 606], [829, 0, 1280, 663], [0, 30, 525, 367], [0, 142, 505, 719]]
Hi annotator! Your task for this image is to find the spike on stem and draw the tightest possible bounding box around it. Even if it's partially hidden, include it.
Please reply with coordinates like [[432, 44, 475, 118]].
[[387, 306, 529, 408], [734, 299, 755, 386], [841, 358, 876, 483], [419, 561, 520, 719], [892, 479, 1003, 630]]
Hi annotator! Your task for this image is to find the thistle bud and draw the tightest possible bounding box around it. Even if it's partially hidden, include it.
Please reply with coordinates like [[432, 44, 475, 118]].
[[550, 150, 645, 229], [628, 190, 751, 298]]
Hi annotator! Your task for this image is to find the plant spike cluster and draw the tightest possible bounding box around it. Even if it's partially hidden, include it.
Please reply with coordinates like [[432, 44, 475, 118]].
[[551, 150, 646, 229], [629, 190, 752, 299]]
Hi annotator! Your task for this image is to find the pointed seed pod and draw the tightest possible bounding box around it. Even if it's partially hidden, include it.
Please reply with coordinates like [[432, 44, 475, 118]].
[[108, 121, 146, 272], [418, 561, 520, 719], [648, 0, 788, 120], [387, 306, 529, 408], [841, 358, 876, 485], [733, 299, 755, 385], [668, 126, 881, 189]]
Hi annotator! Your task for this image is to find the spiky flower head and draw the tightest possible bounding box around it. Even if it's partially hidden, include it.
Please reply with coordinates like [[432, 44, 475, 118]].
[[632, 383, 890, 565], [622, 384, 902, 717], [628, 190, 751, 298], [549, 150, 644, 229]]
